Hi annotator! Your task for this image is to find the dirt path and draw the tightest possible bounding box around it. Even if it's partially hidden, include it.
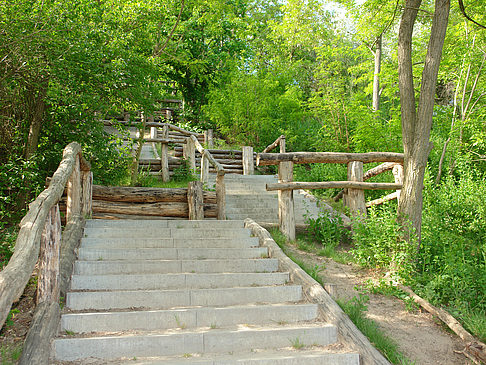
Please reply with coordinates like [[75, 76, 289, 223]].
[[283, 243, 469, 365]]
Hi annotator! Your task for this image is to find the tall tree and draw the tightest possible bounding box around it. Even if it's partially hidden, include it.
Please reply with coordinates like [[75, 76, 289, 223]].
[[397, 0, 451, 247]]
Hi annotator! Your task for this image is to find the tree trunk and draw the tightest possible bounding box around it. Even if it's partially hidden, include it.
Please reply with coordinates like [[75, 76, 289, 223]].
[[397, 0, 450, 247], [372, 35, 382, 112]]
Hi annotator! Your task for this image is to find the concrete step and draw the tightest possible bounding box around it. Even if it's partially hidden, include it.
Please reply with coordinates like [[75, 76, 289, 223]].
[[85, 219, 245, 229], [77, 247, 268, 261], [73, 258, 279, 275], [70, 272, 290, 291], [66, 285, 303, 310], [83, 227, 252, 239], [110, 351, 360, 365], [53, 325, 336, 361], [61, 303, 318, 333], [80, 237, 260, 249]]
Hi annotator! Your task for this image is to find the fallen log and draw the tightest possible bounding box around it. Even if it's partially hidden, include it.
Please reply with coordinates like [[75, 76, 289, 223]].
[[266, 181, 402, 191], [397, 284, 486, 364], [257, 152, 404, 166], [93, 200, 189, 217], [366, 192, 399, 207]]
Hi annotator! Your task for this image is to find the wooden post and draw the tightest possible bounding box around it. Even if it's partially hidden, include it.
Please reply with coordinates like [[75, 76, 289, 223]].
[[242, 146, 254, 175], [81, 171, 93, 218], [188, 181, 204, 220], [346, 161, 366, 217], [37, 204, 61, 304], [204, 129, 214, 148], [160, 125, 170, 182], [201, 152, 209, 185], [278, 161, 295, 241], [66, 155, 81, 222], [393, 163, 404, 203], [279, 136, 286, 153], [216, 172, 226, 220], [184, 137, 196, 173]]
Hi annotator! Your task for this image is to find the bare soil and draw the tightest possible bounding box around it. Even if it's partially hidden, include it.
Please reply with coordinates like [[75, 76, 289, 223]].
[[283, 243, 470, 365]]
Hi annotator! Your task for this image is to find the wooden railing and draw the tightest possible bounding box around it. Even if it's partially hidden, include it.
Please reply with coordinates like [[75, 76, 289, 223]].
[[262, 135, 286, 153], [257, 151, 404, 240], [0, 142, 92, 364], [188, 135, 225, 220]]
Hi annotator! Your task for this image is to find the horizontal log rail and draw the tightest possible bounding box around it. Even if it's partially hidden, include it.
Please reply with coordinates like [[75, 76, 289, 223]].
[[257, 151, 404, 166], [266, 181, 402, 191], [0, 142, 92, 364], [262, 135, 286, 153]]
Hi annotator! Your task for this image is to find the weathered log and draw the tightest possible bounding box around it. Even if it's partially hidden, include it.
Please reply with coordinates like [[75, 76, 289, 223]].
[[161, 142, 170, 182], [188, 181, 204, 220], [266, 181, 403, 191], [397, 284, 486, 364], [346, 161, 366, 217], [66, 155, 81, 222], [262, 135, 285, 153], [201, 153, 209, 185], [0, 142, 82, 330], [278, 161, 295, 241], [92, 186, 216, 204], [257, 152, 405, 166], [190, 135, 225, 175], [18, 301, 60, 365], [92, 200, 190, 217], [366, 192, 399, 207], [334, 162, 400, 201], [216, 174, 226, 220], [142, 138, 180, 144], [244, 219, 391, 365], [37, 205, 61, 304], [130, 114, 146, 185], [184, 137, 196, 172], [81, 171, 93, 218], [392, 164, 404, 202], [174, 147, 243, 155], [242, 146, 254, 175], [205, 129, 214, 148], [59, 216, 85, 299]]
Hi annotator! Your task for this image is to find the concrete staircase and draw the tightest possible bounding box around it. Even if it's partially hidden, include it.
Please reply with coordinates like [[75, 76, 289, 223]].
[[208, 174, 321, 224], [51, 219, 359, 364]]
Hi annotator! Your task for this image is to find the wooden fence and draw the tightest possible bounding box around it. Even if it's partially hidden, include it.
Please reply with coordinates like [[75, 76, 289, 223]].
[[0, 142, 92, 364], [257, 151, 405, 240]]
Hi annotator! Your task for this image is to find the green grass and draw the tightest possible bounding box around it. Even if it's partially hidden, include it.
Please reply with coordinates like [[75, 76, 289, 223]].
[[0, 343, 23, 365], [337, 295, 415, 365]]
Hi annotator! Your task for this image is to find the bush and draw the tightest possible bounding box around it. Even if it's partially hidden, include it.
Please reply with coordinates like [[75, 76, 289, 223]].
[[306, 209, 350, 248]]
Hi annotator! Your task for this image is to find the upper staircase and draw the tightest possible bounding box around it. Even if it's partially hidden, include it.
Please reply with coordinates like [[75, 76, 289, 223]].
[[51, 219, 359, 364]]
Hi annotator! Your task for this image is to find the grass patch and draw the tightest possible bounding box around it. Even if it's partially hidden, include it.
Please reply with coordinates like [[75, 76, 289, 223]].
[[0, 343, 23, 365], [337, 295, 415, 365]]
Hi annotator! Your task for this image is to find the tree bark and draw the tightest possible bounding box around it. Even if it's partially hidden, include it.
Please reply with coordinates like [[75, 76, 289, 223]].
[[397, 0, 450, 246]]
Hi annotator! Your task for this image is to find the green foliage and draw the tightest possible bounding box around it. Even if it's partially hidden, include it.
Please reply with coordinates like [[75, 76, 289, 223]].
[[351, 205, 415, 277], [0, 342, 23, 365], [337, 294, 414, 365], [306, 209, 350, 248], [171, 158, 196, 183]]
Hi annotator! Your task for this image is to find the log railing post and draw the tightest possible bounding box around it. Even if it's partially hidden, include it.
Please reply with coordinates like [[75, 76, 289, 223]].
[[160, 125, 170, 182], [81, 171, 93, 218], [184, 137, 196, 173], [188, 181, 204, 220], [393, 163, 404, 204], [278, 161, 295, 240], [279, 136, 286, 153], [216, 172, 226, 220], [346, 161, 366, 217], [201, 151, 210, 185], [66, 155, 81, 223], [204, 129, 214, 148], [37, 204, 62, 304], [242, 146, 254, 175]]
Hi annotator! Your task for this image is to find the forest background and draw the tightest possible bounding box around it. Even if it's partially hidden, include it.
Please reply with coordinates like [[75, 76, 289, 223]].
[[0, 0, 485, 342]]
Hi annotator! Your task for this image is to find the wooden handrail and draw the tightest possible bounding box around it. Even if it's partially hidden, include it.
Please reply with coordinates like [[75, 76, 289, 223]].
[[0, 142, 90, 330], [266, 181, 403, 191], [257, 151, 404, 166], [262, 135, 286, 153], [189, 135, 225, 220]]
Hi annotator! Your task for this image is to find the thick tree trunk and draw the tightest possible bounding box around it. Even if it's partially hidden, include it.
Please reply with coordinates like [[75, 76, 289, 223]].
[[397, 0, 450, 246]]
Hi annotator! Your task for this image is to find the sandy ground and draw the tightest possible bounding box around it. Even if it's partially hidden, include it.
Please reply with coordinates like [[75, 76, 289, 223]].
[[283, 243, 470, 365]]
